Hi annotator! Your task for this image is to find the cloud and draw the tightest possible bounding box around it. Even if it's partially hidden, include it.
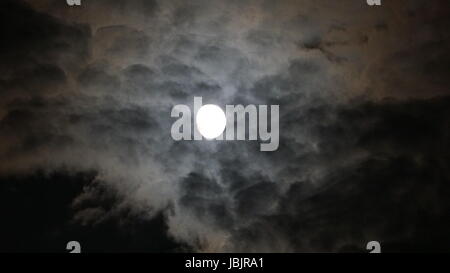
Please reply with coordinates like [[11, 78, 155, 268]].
[[0, 0, 449, 252]]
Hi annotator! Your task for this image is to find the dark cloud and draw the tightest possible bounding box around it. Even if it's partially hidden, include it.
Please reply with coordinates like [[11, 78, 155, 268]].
[[0, 171, 187, 252], [225, 96, 450, 252]]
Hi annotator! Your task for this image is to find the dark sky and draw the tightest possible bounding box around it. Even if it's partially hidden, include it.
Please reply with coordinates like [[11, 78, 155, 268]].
[[0, 0, 449, 252]]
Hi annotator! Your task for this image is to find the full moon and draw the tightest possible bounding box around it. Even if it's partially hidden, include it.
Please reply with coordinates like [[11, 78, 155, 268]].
[[196, 104, 227, 139]]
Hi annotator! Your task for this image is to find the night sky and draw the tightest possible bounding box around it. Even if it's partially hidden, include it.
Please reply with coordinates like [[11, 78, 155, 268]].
[[0, 0, 449, 252]]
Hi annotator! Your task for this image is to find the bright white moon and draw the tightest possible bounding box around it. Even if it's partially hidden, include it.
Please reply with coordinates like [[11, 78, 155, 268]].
[[196, 104, 226, 139]]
